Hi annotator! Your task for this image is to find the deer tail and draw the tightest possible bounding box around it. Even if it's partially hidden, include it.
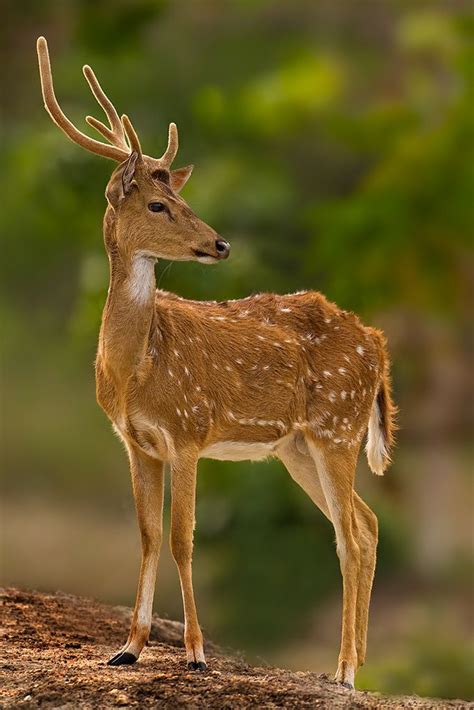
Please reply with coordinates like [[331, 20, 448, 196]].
[[366, 338, 397, 476]]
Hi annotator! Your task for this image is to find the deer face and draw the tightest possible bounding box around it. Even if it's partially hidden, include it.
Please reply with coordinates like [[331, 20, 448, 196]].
[[107, 154, 230, 264]]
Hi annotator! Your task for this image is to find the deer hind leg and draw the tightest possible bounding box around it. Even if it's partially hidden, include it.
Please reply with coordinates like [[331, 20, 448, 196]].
[[277, 432, 331, 519], [306, 437, 360, 689], [108, 445, 165, 665], [169, 449, 206, 671], [353, 492, 378, 668]]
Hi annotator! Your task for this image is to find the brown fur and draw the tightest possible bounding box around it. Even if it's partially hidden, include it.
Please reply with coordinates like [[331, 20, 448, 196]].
[[37, 37, 396, 688]]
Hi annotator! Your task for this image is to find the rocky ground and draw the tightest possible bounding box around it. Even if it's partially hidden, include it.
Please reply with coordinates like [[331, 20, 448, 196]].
[[0, 587, 471, 709]]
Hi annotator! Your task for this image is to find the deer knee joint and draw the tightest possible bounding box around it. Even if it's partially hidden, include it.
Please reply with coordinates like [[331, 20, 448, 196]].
[[140, 525, 163, 556], [337, 538, 360, 571]]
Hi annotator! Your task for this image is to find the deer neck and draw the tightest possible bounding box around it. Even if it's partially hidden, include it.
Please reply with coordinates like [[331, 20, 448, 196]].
[[98, 209, 157, 383]]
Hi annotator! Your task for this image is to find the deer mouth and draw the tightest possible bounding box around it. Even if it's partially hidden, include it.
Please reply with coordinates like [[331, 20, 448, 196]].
[[193, 250, 215, 259], [193, 250, 220, 265]]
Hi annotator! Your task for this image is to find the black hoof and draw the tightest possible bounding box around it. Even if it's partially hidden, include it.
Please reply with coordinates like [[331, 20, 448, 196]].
[[107, 651, 137, 666], [341, 681, 354, 690], [187, 660, 207, 672]]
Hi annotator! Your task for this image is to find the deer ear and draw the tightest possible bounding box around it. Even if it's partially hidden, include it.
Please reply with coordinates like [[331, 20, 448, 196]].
[[106, 152, 139, 208], [170, 164, 193, 193], [122, 151, 139, 194]]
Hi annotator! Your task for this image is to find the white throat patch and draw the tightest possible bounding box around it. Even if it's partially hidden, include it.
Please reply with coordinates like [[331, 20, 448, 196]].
[[128, 253, 156, 304]]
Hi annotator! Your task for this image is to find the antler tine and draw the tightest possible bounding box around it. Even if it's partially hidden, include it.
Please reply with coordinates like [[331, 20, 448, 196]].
[[160, 122, 179, 167], [82, 65, 128, 151], [85, 116, 120, 146], [36, 37, 129, 162], [121, 114, 142, 156]]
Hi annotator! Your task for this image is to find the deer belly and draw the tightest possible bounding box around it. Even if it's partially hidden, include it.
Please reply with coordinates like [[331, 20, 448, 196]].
[[200, 439, 282, 461]]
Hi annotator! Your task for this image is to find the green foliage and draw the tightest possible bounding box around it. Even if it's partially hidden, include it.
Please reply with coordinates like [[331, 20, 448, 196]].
[[359, 630, 474, 701], [197, 458, 339, 647], [2, 2, 471, 319]]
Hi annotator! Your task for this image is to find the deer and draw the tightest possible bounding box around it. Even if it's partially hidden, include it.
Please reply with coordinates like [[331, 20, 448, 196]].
[[37, 36, 396, 689]]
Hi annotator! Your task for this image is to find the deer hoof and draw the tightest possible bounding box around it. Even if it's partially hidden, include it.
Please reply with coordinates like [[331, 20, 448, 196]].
[[187, 661, 207, 672], [107, 651, 137, 666]]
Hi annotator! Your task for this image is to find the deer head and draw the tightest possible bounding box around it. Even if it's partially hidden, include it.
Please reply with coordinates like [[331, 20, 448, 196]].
[[36, 37, 230, 264]]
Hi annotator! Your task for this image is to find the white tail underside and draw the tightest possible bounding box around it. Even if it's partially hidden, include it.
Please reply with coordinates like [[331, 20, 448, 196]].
[[365, 395, 386, 476]]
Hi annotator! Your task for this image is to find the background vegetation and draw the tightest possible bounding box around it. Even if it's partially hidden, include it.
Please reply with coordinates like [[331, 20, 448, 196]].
[[1, 0, 473, 701]]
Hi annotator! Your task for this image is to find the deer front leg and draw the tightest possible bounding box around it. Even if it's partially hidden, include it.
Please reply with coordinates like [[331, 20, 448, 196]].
[[169, 451, 206, 671], [108, 446, 164, 665]]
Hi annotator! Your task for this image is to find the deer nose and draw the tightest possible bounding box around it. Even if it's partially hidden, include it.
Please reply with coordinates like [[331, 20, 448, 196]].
[[215, 239, 230, 259]]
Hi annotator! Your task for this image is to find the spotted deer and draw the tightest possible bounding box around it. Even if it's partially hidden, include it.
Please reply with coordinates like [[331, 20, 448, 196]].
[[37, 37, 396, 689]]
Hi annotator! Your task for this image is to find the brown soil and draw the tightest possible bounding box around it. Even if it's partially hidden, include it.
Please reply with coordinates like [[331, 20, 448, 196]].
[[0, 587, 470, 709]]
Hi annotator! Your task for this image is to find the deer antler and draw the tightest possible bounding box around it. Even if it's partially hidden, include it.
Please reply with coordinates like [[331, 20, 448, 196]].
[[82, 65, 129, 152], [37, 36, 180, 168], [37, 37, 130, 162], [160, 122, 179, 167], [121, 114, 142, 156]]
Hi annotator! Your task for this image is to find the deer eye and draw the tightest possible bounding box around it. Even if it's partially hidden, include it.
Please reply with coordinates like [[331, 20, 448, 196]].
[[148, 202, 166, 213]]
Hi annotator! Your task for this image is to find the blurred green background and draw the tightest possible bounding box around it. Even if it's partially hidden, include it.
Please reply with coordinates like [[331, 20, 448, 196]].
[[1, 0, 473, 701]]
